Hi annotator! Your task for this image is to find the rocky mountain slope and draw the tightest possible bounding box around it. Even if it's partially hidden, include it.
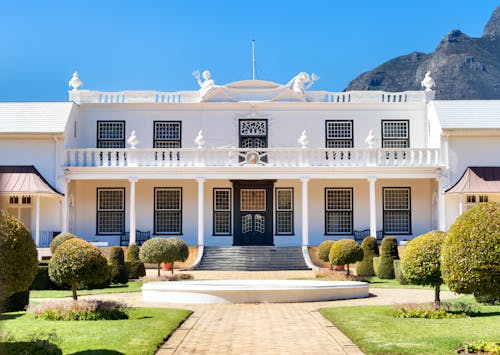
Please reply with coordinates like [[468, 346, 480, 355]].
[[346, 7, 500, 99]]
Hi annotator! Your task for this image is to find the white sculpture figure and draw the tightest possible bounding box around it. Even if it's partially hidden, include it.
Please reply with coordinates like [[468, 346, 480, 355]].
[[192, 70, 215, 96], [298, 130, 310, 148], [68, 72, 83, 91], [194, 130, 205, 148], [364, 130, 377, 148], [286, 72, 319, 96], [421, 71, 435, 91], [127, 130, 139, 149]]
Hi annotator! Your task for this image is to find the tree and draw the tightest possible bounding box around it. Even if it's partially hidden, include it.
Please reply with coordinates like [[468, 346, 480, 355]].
[[48, 238, 109, 300], [0, 210, 38, 308], [108, 246, 128, 284], [139, 238, 176, 276], [376, 237, 398, 279], [356, 236, 379, 277], [329, 239, 364, 275], [168, 237, 189, 274], [49, 232, 77, 254], [441, 202, 500, 303], [317, 240, 335, 269], [401, 230, 446, 307]]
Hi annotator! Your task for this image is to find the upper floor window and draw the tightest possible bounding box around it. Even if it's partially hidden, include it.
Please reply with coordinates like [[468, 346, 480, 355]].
[[154, 121, 182, 148], [97, 121, 125, 148], [325, 120, 353, 148], [239, 119, 268, 163], [381, 120, 409, 148]]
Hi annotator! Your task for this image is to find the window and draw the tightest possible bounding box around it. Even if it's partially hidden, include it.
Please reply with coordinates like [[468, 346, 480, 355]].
[[381, 120, 409, 148], [213, 188, 231, 235], [97, 121, 125, 148], [155, 188, 182, 234], [239, 119, 268, 163], [6, 195, 32, 229], [326, 120, 353, 148], [465, 194, 488, 211], [383, 187, 411, 234], [276, 188, 294, 235], [325, 188, 353, 234], [97, 188, 124, 235], [154, 121, 182, 148]]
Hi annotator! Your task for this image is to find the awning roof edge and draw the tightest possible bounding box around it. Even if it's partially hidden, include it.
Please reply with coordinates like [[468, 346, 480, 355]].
[[0, 165, 63, 196], [445, 167, 500, 194]]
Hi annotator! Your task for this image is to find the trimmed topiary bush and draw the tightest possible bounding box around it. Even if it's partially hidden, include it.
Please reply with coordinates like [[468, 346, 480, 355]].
[[108, 247, 128, 284], [317, 240, 335, 269], [376, 237, 398, 279], [49, 238, 109, 300], [125, 244, 146, 279], [49, 232, 77, 254], [393, 260, 408, 285], [401, 230, 445, 306], [1, 290, 30, 312], [0, 210, 38, 310], [170, 238, 189, 263], [329, 239, 364, 275], [139, 238, 176, 276], [441, 202, 500, 303], [373, 256, 380, 275], [356, 236, 379, 277], [31, 262, 60, 290]]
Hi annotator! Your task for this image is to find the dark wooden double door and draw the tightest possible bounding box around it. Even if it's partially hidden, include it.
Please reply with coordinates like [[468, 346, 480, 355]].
[[232, 180, 275, 246]]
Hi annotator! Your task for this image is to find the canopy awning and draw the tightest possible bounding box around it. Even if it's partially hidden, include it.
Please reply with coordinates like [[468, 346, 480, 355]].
[[446, 167, 500, 194], [0, 165, 63, 196]]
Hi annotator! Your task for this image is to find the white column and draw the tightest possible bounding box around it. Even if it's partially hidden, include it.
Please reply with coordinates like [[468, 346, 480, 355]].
[[35, 194, 40, 247], [301, 177, 309, 246], [197, 178, 205, 246], [61, 179, 70, 233], [129, 177, 138, 245], [459, 193, 464, 215], [368, 177, 377, 238], [437, 177, 445, 231]]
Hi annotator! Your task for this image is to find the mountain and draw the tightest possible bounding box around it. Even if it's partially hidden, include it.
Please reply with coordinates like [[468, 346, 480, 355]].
[[345, 7, 500, 99]]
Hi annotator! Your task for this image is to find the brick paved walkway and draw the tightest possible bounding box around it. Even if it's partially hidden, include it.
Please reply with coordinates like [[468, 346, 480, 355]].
[[73, 270, 458, 355]]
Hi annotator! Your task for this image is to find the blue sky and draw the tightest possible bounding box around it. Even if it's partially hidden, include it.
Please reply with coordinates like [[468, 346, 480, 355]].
[[0, 1, 498, 101]]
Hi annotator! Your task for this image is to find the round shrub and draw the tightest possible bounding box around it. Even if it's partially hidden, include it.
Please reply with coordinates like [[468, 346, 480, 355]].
[[49, 232, 77, 254], [128, 260, 146, 279], [401, 230, 446, 305], [441, 202, 500, 302], [49, 238, 109, 300], [376, 237, 399, 279], [108, 246, 128, 284], [356, 236, 379, 277], [317, 240, 335, 267], [329, 239, 364, 275], [170, 237, 189, 263], [139, 238, 176, 276], [0, 210, 38, 306], [1, 290, 30, 312], [126, 244, 140, 261]]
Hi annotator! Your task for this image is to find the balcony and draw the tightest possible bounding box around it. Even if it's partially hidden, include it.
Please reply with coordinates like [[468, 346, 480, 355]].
[[65, 147, 441, 169]]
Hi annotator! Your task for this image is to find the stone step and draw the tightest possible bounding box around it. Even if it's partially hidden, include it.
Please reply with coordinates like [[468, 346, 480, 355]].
[[196, 246, 310, 271]]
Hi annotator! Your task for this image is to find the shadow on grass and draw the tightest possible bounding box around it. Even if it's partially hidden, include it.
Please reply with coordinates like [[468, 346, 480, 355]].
[[70, 351, 124, 355], [0, 313, 24, 320], [0, 340, 62, 354], [470, 311, 500, 317]]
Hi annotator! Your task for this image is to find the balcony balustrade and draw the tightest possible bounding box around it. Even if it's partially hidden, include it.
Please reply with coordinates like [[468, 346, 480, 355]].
[[65, 147, 441, 168]]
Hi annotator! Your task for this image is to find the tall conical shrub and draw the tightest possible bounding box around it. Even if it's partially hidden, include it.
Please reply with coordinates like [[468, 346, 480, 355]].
[[376, 237, 398, 279], [125, 244, 146, 279], [109, 247, 128, 284], [356, 236, 379, 277]]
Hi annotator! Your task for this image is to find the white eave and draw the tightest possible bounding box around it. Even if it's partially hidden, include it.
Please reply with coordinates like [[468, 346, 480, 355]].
[[431, 100, 500, 129]]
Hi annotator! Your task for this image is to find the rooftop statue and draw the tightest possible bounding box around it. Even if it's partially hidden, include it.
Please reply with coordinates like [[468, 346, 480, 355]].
[[68, 72, 83, 91], [285, 72, 319, 96], [193, 70, 216, 97], [421, 71, 435, 91]]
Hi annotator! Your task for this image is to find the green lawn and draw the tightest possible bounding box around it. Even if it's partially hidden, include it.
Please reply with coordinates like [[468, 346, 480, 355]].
[[320, 297, 500, 355], [367, 277, 450, 291], [0, 307, 191, 354], [30, 281, 143, 298]]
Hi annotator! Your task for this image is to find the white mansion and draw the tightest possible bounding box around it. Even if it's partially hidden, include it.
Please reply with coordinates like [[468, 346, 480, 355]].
[[1, 71, 499, 266]]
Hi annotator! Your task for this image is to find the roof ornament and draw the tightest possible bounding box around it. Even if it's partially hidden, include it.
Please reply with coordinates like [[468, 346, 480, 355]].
[[421, 71, 435, 91], [364, 130, 377, 149], [127, 130, 139, 149], [192, 70, 215, 96], [68, 72, 83, 91], [286, 72, 319, 96], [298, 130, 310, 148], [194, 130, 205, 148]]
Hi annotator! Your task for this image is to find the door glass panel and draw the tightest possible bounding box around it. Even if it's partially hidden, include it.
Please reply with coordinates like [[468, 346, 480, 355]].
[[241, 189, 266, 211], [242, 214, 252, 233], [255, 214, 265, 233], [20, 208, 32, 229]]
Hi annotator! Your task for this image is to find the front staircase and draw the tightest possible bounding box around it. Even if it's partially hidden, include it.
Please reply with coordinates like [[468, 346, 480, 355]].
[[196, 246, 310, 271]]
